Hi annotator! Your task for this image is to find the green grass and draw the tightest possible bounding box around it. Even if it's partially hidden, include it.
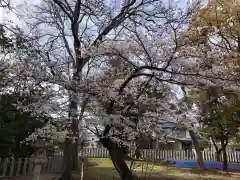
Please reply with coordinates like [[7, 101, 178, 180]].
[[84, 158, 120, 180], [83, 158, 240, 180]]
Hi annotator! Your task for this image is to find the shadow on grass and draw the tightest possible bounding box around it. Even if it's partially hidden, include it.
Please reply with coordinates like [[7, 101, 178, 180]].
[[82, 158, 240, 180], [83, 165, 193, 180], [85, 161, 99, 167], [182, 167, 240, 176]]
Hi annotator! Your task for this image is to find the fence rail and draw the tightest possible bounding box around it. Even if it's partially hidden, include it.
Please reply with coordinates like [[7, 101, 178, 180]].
[[55, 148, 240, 163], [1, 149, 240, 177], [0, 156, 85, 178]]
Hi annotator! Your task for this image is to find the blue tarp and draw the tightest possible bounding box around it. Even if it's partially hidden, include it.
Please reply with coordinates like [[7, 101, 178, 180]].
[[168, 159, 240, 170]]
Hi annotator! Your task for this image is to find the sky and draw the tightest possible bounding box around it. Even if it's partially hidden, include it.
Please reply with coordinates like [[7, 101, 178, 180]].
[[0, 0, 41, 28], [0, 0, 122, 28], [0, 0, 199, 26]]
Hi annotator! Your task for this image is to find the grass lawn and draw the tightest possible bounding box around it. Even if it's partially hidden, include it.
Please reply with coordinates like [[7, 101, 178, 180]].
[[83, 158, 240, 180]]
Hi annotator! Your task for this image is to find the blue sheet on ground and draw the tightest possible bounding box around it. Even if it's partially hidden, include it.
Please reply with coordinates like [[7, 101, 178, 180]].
[[168, 159, 240, 169]]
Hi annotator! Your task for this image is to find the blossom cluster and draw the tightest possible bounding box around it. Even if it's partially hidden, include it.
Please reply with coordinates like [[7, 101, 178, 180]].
[[0, 0, 239, 147]]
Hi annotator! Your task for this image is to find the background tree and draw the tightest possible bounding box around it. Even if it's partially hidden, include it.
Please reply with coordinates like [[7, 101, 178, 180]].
[[169, 93, 207, 170], [188, 87, 240, 170], [0, 22, 58, 158], [0, 92, 51, 158], [186, 0, 240, 87], [180, 0, 240, 170]]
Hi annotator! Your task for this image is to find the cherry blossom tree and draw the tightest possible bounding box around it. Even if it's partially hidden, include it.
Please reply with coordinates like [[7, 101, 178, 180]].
[[16, 1, 197, 179], [5, 0, 240, 179]]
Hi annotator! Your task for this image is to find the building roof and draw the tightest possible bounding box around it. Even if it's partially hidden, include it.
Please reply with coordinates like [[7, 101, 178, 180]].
[[156, 119, 185, 129]]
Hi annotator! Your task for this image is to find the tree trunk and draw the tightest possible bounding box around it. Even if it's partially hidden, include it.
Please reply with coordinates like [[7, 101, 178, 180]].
[[216, 150, 221, 161], [220, 138, 228, 171], [222, 147, 228, 171], [58, 139, 74, 180], [101, 138, 135, 180], [58, 93, 79, 180], [72, 117, 80, 170], [189, 130, 206, 170], [211, 136, 222, 161]]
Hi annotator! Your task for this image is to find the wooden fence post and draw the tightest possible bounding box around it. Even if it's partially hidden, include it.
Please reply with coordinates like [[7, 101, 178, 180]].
[[2, 158, 9, 177], [28, 155, 34, 176], [23, 157, 28, 176], [47, 157, 52, 173], [9, 157, 15, 177], [16, 158, 22, 176], [234, 151, 238, 162]]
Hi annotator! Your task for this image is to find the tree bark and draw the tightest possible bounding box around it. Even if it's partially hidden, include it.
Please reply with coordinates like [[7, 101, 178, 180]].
[[101, 138, 135, 180], [58, 139, 73, 180], [58, 93, 79, 180], [189, 130, 206, 170], [220, 138, 228, 171], [211, 136, 222, 161], [216, 150, 222, 161], [222, 147, 228, 171]]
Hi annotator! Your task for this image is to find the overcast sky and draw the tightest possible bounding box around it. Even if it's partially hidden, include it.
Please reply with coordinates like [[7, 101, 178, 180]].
[[0, 0, 41, 28], [0, 0, 199, 26]]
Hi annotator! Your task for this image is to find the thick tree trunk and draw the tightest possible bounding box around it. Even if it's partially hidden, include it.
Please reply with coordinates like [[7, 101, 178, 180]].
[[58, 93, 79, 180], [101, 138, 135, 180], [220, 138, 228, 171], [216, 150, 221, 161], [58, 139, 74, 180], [189, 130, 206, 170], [222, 147, 228, 171], [211, 136, 222, 161]]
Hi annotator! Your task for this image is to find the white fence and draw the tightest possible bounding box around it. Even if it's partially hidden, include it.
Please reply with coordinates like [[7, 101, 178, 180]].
[[65, 148, 240, 163], [1, 149, 240, 177], [0, 156, 85, 177]]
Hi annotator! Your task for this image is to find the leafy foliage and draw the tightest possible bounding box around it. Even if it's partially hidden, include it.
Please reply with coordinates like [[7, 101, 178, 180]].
[[187, 86, 240, 154], [0, 92, 51, 158]]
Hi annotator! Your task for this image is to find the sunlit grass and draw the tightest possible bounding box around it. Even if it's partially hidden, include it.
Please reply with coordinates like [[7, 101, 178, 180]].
[[83, 158, 240, 180]]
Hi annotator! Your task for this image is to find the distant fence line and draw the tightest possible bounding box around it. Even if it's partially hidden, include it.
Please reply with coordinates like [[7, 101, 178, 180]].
[[1, 148, 240, 177], [55, 148, 240, 163], [0, 156, 85, 178]]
